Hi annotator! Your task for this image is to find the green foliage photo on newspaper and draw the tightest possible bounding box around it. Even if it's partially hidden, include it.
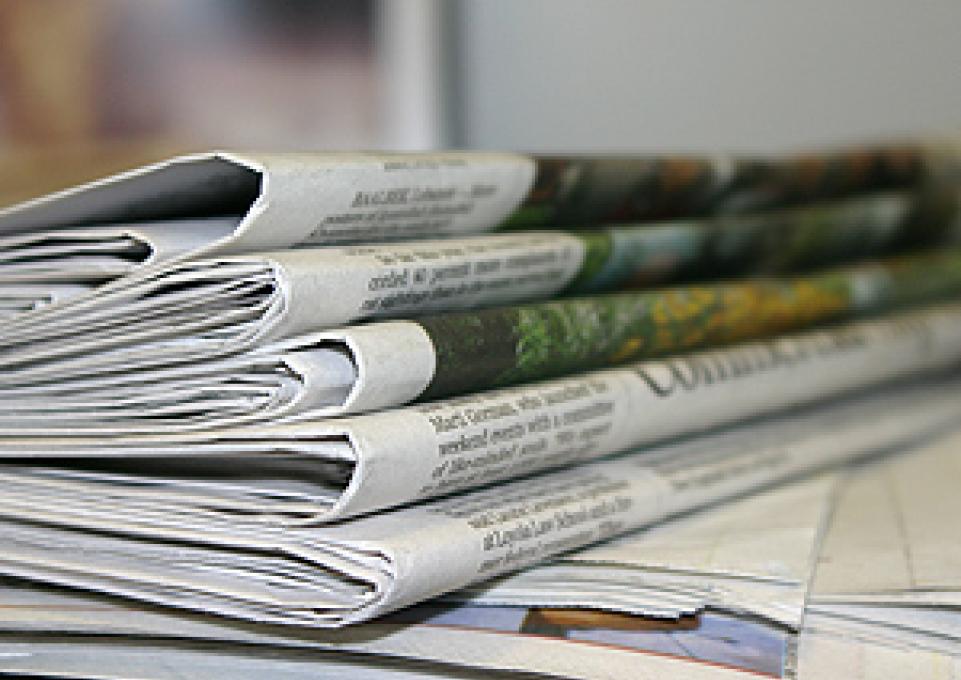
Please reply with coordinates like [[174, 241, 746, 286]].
[[418, 249, 961, 399], [503, 145, 927, 229]]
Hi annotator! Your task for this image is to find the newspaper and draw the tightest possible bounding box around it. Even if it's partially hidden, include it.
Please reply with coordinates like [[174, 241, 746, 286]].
[[453, 430, 961, 674], [813, 450, 961, 640], [448, 472, 840, 628], [0, 188, 947, 380], [3, 304, 961, 517], [810, 433, 961, 605], [503, 145, 929, 229], [799, 431, 961, 663], [0, 479, 826, 677], [0, 152, 533, 279], [795, 431, 961, 677], [0, 144, 930, 270], [0, 282, 91, 318], [1, 422, 958, 679], [0, 637, 503, 680], [3, 248, 961, 434], [0, 370, 959, 632], [0, 144, 945, 324], [440, 427, 961, 678], [2, 304, 961, 519], [0, 582, 769, 680], [796, 630, 961, 680], [0, 150, 532, 325]]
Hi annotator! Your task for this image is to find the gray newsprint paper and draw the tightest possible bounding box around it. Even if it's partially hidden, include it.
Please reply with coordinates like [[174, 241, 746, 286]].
[[796, 630, 961, 680], [2, 240, 958, 434], [456, 430, 961, 674], [0, 282, 91, 318], [2, 193, 950, 394], [2, 421, 959, 678], [0, 373, 959, 629], [0, 231, 586, 381], [0, 152, 534, 323], [0, 583, 764, 680], [0, 143, 947, 298], [2, 305, 960, 523], [797, 429, 961, 671], [0, 151, 535, 279], [810, 431, 961, 607], [795, 435, 961, 678], [449, 472, 840, 629]]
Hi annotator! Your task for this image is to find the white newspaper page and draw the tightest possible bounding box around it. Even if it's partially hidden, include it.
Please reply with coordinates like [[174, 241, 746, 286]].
[[0, 151, 534, 333], [0, 581, 766, 680], [0, 375, 956, 631], [797, 623, 961, 680], [1, 244, 958, 433], [452, 473, 840, 628], [0, 231, 587, 383], [0, 636, 507, 680], [811, 431, 961, 606], [7, 237, 961, 418], [0, 283, 91, 318], [1, 307, 959, 525], [0, 151, 534, 283], [798, 430, 961, 669]]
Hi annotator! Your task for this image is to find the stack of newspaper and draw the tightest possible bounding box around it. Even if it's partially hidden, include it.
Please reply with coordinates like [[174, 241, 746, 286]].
[[0, 144, 960, 678], [0, 396, 958, 679]]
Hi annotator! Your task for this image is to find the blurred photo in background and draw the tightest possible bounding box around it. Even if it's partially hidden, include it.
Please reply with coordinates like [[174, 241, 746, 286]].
[[1, 0, 960, 205]]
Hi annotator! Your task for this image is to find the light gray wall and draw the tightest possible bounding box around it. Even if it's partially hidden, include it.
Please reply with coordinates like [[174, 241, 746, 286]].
[[455, 0, 961, 153]]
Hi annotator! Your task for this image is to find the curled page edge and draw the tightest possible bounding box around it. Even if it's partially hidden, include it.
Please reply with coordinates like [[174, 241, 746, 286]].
[[0, 151, 536, 251], [0, 151, 536, 327]]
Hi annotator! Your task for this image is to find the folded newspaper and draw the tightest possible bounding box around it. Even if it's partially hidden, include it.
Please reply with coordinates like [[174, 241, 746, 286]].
[[0, 582, 773, 680], [0, 372, 958, 631], [450, 471, 839, 628], [0, 304, 961, 512], [802, 432, 961, 662], [1, 140, 959, 678], [435, 427, 961, 677], [0, 427, 961, 680], [0, 427, 957, 678], [0, 474, 836, 678], [3, 183, 955, 375], [4, 248, 961, 434], [457, 426, 961, 678], [2, 302, 961, 522], [0, 144, 942, 319], [448, 426, 961, 680]]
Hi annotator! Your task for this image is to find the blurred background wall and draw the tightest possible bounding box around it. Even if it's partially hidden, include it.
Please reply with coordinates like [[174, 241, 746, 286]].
[[0, 0, 959, 203], [455, 0, 961, 153]]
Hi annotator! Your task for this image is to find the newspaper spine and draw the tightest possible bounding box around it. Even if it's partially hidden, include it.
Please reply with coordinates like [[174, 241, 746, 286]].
[[333, 305, 961, 520]]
